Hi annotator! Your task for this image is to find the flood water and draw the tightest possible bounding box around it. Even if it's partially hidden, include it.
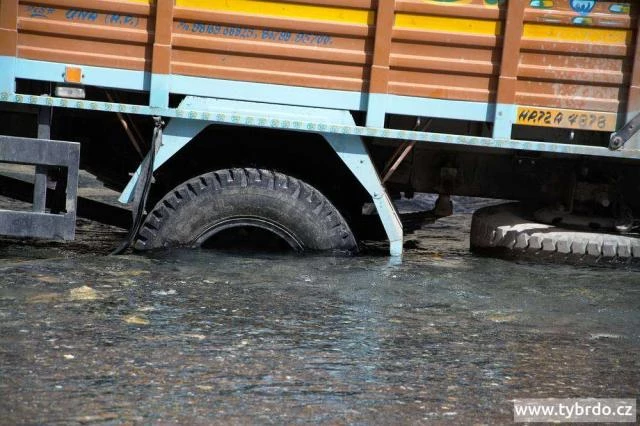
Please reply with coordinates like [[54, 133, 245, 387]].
[[0, 201, 639, 424]]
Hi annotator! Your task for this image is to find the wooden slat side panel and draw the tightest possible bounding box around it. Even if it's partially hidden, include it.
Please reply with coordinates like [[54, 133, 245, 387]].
[[173, 52, 369, 92], [395, 0, 503, 20], [0, 0, 19, 56], [391, 42, 498, 75], [21, 0, 152, 15], [516, 80, 625, 112], [19, 32, 150, 69], [16, 0, 154, 71], [389, 69, 496, 102], [170, 0, 375, 91], [389, 0, 505, 103], [519, 52, 629, 85], [517, 1, 638, 113]]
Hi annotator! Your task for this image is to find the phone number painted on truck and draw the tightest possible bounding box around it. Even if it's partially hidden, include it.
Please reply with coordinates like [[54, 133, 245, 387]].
[[516, 106, 618, 132], [176, 22, 333, 46]]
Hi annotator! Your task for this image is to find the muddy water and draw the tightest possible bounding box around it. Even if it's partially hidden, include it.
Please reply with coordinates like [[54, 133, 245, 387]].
[[0, 207, 639, 424]]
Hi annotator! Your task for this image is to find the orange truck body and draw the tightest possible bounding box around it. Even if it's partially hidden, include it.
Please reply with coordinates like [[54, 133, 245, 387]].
[[0, 0, 638, 133]]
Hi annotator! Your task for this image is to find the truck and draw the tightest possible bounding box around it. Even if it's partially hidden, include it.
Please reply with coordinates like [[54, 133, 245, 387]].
[[0, 0, 639, 259]]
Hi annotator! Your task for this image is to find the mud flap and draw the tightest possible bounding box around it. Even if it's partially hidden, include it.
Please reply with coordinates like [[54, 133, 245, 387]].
[[111, 117, 163, 254]]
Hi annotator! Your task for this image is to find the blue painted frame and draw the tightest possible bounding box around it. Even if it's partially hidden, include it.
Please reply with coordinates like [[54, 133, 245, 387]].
[[3, 90, 636, 161], [119, 96, 405, 256]]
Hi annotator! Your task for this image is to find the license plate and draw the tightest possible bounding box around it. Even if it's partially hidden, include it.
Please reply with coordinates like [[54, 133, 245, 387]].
[[516, 106, 618, 132]]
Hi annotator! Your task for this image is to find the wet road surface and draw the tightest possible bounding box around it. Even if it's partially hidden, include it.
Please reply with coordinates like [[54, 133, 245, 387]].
[[0, 198, 639, 424]]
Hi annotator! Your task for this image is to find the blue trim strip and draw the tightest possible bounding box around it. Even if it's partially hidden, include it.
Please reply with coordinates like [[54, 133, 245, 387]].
[[9, 57, 150, 92], [1, 92, 638, 160], [6, 57, 498, 123], [1, 58, 636, 161], [173, 76, 496, 123], [6, 57, 629, 135], [387, 93, 495, 122], [170, 74, 368, 111]]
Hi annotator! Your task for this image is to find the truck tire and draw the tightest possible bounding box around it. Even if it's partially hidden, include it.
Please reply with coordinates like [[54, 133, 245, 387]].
[[470, 203, 640, 260], [135, 168, 357, 253]]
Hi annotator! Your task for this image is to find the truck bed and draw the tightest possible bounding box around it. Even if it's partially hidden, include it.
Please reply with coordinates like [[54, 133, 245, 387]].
[[1, 0, 638, 136]]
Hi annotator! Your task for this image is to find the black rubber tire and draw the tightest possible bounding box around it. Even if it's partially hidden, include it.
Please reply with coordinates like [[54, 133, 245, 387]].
[[471, 203, 640, 260], [135, 168, 358, 253]]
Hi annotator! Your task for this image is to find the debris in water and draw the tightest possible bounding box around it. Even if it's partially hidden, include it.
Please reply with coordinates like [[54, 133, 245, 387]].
[[152, 289, 177, 296], [27, 293, 62, 304], [69, 286, 100, 301], [123, 314, 149, 325]]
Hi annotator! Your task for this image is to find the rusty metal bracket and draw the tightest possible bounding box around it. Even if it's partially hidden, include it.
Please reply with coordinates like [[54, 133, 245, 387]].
[[380, 118, 431, 184], [609, 113, 640, 150], [105, 90, 146, 159], [381, 141, 416, 184]]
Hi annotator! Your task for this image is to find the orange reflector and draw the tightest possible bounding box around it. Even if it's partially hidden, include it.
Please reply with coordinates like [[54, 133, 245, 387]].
[[64, 67, 83, 83]]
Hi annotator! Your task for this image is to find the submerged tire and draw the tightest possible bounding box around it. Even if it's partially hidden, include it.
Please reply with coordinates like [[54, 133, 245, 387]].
[[135, 168, 357, 253], [470, 203, 640, 260]]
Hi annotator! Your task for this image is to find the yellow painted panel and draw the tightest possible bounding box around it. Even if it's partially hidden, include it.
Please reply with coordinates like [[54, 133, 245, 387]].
[[176, 0, 374, 25], [395, 13, 501, 36], [516, 106, 618, 132], [523, 24, 631, 45]]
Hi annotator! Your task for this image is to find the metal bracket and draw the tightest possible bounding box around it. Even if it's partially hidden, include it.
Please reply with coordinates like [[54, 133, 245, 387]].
[[323, 133, 404, 256], [609, 112, 640, 150], [0, 135, 80, 240]]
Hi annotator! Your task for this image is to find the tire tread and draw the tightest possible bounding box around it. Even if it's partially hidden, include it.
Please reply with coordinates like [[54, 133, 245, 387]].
[[471, 203, 640, 260], [135, 168, 356, 252]]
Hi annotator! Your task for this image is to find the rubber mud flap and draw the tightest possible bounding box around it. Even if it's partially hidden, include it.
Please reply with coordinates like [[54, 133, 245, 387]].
[[135, 168, 358, 253]]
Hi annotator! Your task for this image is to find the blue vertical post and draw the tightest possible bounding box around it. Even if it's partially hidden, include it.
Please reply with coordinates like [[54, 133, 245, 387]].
[[492, 2, 526, 140], [493, 104, 516, 139], [323, 133, 404, 257], [149, 0, 173, 108], [366, 94, 388, 128], [0, 56, 16, 94]]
